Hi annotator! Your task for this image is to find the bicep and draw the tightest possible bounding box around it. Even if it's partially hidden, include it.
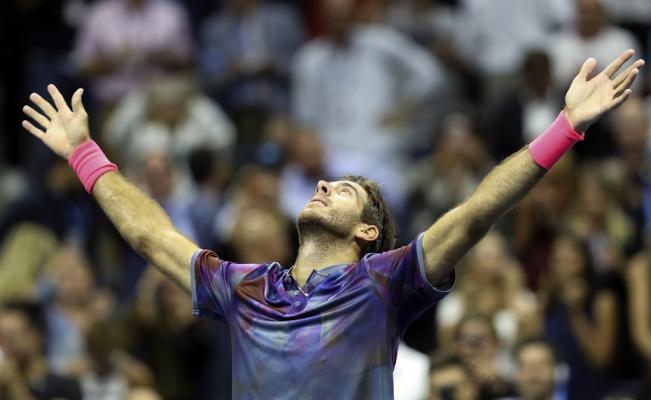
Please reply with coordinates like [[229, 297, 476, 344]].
[[144, 229, 201, 294]]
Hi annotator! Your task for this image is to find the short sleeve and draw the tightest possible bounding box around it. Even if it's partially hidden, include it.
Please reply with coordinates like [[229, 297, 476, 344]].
[[191, 250, 260, 321], [364, 233, 455, 333]]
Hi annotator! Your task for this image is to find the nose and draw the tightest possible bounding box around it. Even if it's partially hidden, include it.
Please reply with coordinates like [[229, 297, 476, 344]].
[[316, 180, 331, 195]]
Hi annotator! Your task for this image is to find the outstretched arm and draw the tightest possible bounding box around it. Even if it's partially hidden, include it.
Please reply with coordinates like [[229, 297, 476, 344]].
[[423, 49, 645, 285], [22, 85, 200, 294]]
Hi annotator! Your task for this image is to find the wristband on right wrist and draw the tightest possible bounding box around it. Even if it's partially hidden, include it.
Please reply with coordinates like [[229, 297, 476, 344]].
[[528, 111, 584, 170], [68, 140, 118, 193]]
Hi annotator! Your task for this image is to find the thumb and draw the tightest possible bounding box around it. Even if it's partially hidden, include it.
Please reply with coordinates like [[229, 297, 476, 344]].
[[71, 88, 86, 115], [577, 58, 597, 81]]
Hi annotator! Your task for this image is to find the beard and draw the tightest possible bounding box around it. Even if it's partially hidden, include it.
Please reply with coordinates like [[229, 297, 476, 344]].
[[296, 206, 356, 245]]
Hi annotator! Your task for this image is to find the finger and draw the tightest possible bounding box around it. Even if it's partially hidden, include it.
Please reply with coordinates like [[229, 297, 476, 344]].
[[47, 84, 72, 113], [577, 57, 597, 80], [71, 88, 86, 115], [613, 68, 639, 98], [611, 89, 632, 109], [602, 49, 635, 78], [612, 59, 645, 87], [29, 92, 57, 119], [22, 120, 46, 140], [22, 105, 50, 130]]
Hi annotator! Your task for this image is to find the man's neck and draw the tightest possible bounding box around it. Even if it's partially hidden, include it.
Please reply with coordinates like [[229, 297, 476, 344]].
[[292, 236, 359, 287]]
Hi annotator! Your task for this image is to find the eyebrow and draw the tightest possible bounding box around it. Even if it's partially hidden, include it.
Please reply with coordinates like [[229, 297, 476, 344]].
[[339, 181, 361, 200]]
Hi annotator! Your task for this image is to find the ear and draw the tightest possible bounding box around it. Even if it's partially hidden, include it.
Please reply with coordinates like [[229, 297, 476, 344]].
[[355, 224, 379, 243]]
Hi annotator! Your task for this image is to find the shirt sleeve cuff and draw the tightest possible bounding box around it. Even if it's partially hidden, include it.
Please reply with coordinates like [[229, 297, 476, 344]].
[[190, 249, 203, 317], [416, 233, 456, 296]]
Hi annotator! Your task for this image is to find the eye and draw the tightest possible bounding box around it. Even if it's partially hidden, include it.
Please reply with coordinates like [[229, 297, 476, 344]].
[[341, 187, 351, 195]]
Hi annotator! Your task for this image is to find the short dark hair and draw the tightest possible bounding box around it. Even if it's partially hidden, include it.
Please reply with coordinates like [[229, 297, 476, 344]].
[[339, 175, 396, 255], [429, 351, 470, 375], [514, 337, 559, 364], [1, 301, 47, 337]]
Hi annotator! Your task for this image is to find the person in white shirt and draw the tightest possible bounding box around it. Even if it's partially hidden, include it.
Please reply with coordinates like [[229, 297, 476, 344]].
[[292, 0, 442, 210], [547, 0, 642, 90]]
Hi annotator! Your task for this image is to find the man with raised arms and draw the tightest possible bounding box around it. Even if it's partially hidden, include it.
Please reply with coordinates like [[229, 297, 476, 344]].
[[21, 50, 644, 399]]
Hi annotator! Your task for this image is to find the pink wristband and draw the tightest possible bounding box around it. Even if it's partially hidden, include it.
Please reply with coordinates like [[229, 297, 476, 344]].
[[528, 111, 584, 169], [68, 140, 118, 193]]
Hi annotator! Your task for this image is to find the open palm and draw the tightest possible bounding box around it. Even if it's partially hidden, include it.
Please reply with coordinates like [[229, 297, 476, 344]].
[[22, 84, 90, 159], [564, 49, 645, 132]]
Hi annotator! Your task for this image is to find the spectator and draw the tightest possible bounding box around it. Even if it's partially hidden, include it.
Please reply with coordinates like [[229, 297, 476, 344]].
[[454, 314, 515, 400], [42, 245, 115, 376], [455, 0, 572, 103], [405, 112, 492, 240], [214, 164, 284, 245], [488, 50, 562, 162], [609, 96, 651, 242], [123, 267, 229, 399], [542, 233, 617, 398], [292, 0, 442, 209], [73, 0, 193, 107], [80, 321, 155, 400], [199, 0, 304, 142], [279, 127, 335, 220], [437, 233, 540, 376], [499, 338, 563, 400], [104, 73, 235, 174], [429, 351, 479, 400], [566, 167, 635, 272], [547, 0, 642, 90], [187, 148, 233, 250], [0, 301, 82, 399]]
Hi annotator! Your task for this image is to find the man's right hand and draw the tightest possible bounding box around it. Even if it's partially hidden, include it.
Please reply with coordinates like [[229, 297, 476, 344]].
[[22, 84, 90, 160]]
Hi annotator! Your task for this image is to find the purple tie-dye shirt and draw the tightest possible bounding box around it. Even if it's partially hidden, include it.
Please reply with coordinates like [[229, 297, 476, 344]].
[[191, 233, 454, 399]]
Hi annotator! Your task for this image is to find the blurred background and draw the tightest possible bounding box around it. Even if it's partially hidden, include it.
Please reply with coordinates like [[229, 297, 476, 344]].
[[0, 0, 650, 399]]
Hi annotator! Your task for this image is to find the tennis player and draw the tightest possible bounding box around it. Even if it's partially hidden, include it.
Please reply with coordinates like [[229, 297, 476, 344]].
[[22, 50, 643, 399]]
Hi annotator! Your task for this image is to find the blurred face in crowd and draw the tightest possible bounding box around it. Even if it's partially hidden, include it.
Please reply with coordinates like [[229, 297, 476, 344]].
[[232, 209, 292, 265], [456, 317, 497, 363], [0, 310, 40, 363], [549, 236, 587, 284], [429, 364, 476, 400], [291, 130, 324, 177], [297, 179, 372, 245], [576, 0, 606, 38], [143, 152, 174, 200], [239, 167, 280, 209], [515, 343, 556, 400], [612, 97, 649, 152], [53, 247, 95, 306], [576, 172, 608, 221], [323, 0, 355, 40]]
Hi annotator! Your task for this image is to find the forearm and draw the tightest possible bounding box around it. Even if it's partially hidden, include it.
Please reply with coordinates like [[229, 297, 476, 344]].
[[423, 148, 545, 283], [92, 172, 195, 292], [92, 172, 170, 246], [464, 147, 546, 231]]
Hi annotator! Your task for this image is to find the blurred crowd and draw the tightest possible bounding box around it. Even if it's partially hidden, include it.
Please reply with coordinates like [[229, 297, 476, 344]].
[[0, 0, 651, 399]]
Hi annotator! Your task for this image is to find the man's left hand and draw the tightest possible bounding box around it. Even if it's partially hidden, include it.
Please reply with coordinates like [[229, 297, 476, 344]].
[[564, 49, 644, 132]]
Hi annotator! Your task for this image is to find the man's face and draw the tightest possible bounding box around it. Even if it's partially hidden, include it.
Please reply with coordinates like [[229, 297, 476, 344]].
[[297, 180, 368, 240], [429, 365, 476, 400], [516, 344, 556, 400], [0, 311, 40, 362]]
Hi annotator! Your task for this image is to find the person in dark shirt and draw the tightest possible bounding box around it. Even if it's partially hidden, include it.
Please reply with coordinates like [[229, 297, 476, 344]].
[[0, 301, 81, 400]]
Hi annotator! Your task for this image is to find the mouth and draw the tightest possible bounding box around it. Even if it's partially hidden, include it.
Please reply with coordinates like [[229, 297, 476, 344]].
[[309, 197, 328, 206]]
